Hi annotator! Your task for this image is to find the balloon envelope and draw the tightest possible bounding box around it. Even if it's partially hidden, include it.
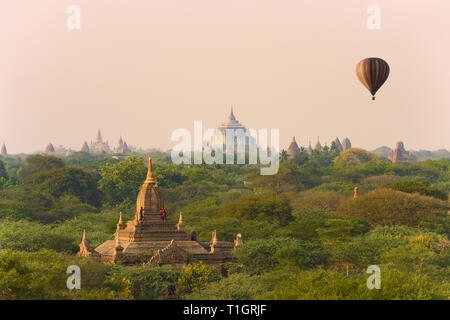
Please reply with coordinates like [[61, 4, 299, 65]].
[[356, 58, 390, 100]]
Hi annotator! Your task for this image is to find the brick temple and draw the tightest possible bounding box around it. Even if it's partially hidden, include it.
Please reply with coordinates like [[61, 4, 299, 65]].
[[79, 158, 240, 271]]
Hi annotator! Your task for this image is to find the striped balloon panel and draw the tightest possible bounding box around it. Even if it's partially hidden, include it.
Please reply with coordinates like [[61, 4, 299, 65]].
[[356, 58, 390, 96]]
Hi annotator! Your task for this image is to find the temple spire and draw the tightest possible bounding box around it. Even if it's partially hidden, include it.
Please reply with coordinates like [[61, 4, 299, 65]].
[[211, 230, 217, 245], [97, 129, 102, 142], [145, 157, 156, 183], [115, 225, 123, 251], [177, 211, 185, 232], [314, 136, 322, 150], [229, 106, 236, 120], [79, 229, 96, 257], [1, 142, 7, 156], [117, 212, 124, 229]]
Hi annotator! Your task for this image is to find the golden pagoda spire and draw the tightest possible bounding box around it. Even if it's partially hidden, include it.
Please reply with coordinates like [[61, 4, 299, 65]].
[[145, 157, 155, 183], [211, 230, 217, 245], [117, 212, 124, 229], [177, 211, 185, 232]]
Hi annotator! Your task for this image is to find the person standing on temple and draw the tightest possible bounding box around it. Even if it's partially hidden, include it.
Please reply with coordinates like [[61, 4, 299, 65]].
[[160, 207, 167, 221], [139, 206, 144, 221]]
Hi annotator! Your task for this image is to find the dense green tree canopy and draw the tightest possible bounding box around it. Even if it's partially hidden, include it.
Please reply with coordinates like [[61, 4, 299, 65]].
[[390, 180, 448, 201], [0, 150, 448, 300], [0, 160, 8, 180], [98, 156, 147, 206], [221, 193, 294, 225], [337, 189, 448, 227], [18, 155, 65, 183], [31, 167, 103, 207], [334, 148, 380, 167]]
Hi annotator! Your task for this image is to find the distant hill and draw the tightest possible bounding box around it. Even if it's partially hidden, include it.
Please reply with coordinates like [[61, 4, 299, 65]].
[[372, 146, 392, 159], [371, 146, 449, 161], [410, 149, 450, 161]]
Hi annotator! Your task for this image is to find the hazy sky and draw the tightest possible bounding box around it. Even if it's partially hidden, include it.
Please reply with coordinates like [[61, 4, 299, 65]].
[[1, 0, 449, 154]]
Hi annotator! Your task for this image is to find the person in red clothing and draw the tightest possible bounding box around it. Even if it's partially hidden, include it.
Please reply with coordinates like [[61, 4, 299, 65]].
[[353, 187, 359, 199], [139, 206, 144, 221], [160, 207, 167, 221]]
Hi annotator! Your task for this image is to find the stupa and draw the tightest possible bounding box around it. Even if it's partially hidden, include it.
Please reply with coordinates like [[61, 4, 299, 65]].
[[287, 136, 300, 158]]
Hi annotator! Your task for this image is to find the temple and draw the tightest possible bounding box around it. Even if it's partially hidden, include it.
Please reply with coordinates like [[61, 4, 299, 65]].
[[1, 143, 7, 156], [287, 136, 300, 158], [314, 137, 322, 151], [333, 137, 343, 152], [82, 130, 131, 155], [89, 129, 111, 154], [79, 158, 238, 271], [286, 137, 352, 156], [342, 137, 352, 150], [216, 107, 257, 153]]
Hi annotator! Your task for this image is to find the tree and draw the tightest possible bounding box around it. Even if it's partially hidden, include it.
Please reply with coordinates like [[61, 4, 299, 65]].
[[18, 155, 65, 183], [330, 141, 341, 154], [337, 189, 448, 227], [0, 249, 134, 300], [233, 238, 326, 275], [184, 273, 267, 300], [98, 156, 147, 206], [316, 218, 371, 241], [176, 262, 221, 296], [280, 150, 289, 163], [153, 163, 186, 188], [107, 264, 180, 299], [261, 268, 439, 300], [334, 148, 379, 167], [390, 180, 448, 201], [31, 167, 103, 207], [0, 219, 77, 252], [0, 160, 8, 180], [221, 193, 294, 225]]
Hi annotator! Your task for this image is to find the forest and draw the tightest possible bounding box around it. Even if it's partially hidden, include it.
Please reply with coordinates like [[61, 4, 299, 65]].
[[0, 147, 448, 300]]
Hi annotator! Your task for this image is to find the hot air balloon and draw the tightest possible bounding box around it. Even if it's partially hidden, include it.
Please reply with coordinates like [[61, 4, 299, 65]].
[[356, 57, 390, 100]]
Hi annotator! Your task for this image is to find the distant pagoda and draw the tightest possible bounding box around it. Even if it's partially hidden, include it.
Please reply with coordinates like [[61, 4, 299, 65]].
[[89, 129, 111, 154], [287, 136, 300, 158], [81, 141, 90, 153], [307, 140, 313, 153], [44, 143, 55, 154], [342, 137, 352, 150], [216, 107, 252, 153], [333, 137, 343, 152], [390, 141, 415, 163], [314, 137, 322, 151], [114, 135, 131, 154], [1, 143, 7, 156]]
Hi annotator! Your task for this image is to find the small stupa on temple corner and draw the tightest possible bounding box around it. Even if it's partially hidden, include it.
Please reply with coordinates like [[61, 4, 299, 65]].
[[79, 158, 239, 271]]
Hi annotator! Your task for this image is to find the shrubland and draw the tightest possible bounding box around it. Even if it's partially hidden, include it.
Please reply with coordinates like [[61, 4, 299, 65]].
[[0, 149, 448, 300]]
